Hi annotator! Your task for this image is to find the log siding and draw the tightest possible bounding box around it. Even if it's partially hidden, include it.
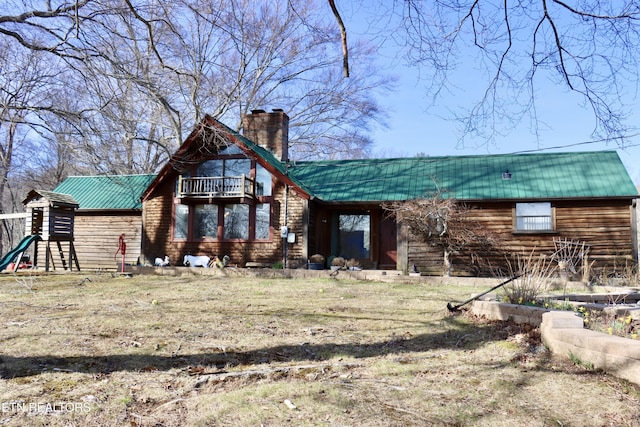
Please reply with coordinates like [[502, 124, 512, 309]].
[[406, 199, 635, 277], [142, 176, 309, 268]]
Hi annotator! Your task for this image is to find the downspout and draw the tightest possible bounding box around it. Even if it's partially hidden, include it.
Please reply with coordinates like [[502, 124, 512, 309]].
[[283, 182, 289, 269], [632, 199, 638, 267]]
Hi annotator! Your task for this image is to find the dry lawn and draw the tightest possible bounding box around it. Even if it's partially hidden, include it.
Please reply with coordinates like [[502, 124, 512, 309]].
[[0, 271, 639, 426]]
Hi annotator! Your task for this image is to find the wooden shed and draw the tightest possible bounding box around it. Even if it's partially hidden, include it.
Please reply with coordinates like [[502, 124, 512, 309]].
[[52, 174, 156, 270]]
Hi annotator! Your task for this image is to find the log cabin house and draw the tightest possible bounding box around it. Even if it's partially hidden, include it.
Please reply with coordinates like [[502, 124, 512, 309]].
[[139, 109, 638, 277]]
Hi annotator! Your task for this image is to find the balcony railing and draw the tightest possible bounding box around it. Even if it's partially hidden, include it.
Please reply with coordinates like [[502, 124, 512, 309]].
[[177, 175, 257, 199]]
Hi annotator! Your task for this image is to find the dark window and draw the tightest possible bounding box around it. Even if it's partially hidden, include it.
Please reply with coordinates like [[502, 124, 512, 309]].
[[174, 204, 189, 239], [224, 204, 249, 240], [173, 155, 273, 241], [195, 204, 218, 239], [256, 164, 272, 196], [255, 203, 271, 239], [174, 202, 271, 241]]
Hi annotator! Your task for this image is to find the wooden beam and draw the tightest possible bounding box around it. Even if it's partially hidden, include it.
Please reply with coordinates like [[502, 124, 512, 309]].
[[0, 212, 29, 219]]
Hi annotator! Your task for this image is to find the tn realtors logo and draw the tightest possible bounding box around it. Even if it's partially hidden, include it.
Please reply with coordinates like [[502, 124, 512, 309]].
[[1, 401, 91, 414]]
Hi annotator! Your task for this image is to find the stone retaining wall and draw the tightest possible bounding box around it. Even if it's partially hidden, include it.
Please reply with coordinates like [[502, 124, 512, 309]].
[[472, 300, 640, 386], [541, 311, 640, 386], [471, 300, 548, 326]]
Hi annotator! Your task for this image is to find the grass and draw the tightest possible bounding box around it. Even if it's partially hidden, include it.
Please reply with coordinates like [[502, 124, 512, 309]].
[[0, 272, 639, 426]]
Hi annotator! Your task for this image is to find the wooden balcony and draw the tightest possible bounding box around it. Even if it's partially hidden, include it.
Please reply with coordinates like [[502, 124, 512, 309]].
[[177, 175, 258, 200]]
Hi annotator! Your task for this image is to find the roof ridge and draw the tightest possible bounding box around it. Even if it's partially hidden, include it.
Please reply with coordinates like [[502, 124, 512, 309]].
[[64, 173, 157, 178], [289, 150, 619, 165]]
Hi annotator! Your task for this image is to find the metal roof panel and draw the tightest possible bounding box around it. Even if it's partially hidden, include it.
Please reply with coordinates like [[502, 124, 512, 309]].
[[53, 174, 156, 210], [288, 151, 637, 202]]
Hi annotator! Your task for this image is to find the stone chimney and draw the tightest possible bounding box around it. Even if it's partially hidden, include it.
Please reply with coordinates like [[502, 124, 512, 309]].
[[242, 109, 289, 162]]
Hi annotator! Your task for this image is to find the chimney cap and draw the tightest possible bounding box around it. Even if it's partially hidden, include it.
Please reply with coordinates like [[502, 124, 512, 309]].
[[272, 108, 284, 112], [251, 109, 266, 114]]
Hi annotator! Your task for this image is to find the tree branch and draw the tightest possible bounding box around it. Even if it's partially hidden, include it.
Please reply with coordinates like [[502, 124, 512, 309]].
[[328, 0, 349, 77]]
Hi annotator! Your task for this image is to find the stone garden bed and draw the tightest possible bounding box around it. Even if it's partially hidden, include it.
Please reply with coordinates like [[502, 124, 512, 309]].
[[472, 296, 640, 386]]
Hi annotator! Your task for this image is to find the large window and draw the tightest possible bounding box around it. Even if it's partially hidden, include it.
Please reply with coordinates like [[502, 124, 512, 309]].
[[174, 204, 189, 239], [224, 204, 249, 240], [173, 157, 273, 241], [195, 204, 218, 239], [196, 158, 251, 178], [196, 160, 222, 177], [515, 202, 553, 231], [224, 159, 251, 177], [174, 203, 270, 241], [338, 214, 370, 258]]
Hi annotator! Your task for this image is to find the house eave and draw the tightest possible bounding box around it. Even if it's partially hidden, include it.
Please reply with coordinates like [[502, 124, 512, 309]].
[[461, 195, 638, 203], [76, 208, 142, 214], [309, 195, 638, 206]]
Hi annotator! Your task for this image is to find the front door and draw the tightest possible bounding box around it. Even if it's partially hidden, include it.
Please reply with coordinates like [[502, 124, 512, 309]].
[[378, 216, 397, 269]]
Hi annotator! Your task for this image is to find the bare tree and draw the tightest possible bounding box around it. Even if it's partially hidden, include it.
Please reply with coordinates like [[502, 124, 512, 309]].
[[148, 0, 387, 160], [0, 39, 62, 252], [383, 190, 498, 276], [0, 0, 389, 177], [337, 0, 640, 145]]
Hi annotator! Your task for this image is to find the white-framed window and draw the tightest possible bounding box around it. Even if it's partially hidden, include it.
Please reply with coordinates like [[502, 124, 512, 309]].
[[515, 202, 553, 231]]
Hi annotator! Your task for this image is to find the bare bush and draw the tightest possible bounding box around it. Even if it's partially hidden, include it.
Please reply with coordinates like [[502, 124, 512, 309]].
[[383, 191, 498, 276], [502, 251, 558, 304]]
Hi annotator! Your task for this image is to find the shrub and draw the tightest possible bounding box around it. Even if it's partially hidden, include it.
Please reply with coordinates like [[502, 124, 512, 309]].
[[501, 251, 557, 304]]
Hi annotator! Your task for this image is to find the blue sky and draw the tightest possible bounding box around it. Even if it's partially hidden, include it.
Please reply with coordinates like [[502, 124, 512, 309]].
[[368, 68, 640, 184], [343, 3, 640, 185]]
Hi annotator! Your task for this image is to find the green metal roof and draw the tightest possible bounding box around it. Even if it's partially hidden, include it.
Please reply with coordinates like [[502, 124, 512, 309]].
[[287, 151, 638, 202], [53, 174, 156, 210]]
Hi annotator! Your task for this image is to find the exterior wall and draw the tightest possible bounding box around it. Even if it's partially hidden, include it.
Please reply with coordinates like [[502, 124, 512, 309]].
[[636, 194, 640, 265], [33, 211, 142, 271], [406, 199, 636, 277], [142, 184, 635, 276], [281, 187, 308, 267], [141, 178, 174, 264], [405, 227, 445, 275], [141, 176, 309, 268]]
